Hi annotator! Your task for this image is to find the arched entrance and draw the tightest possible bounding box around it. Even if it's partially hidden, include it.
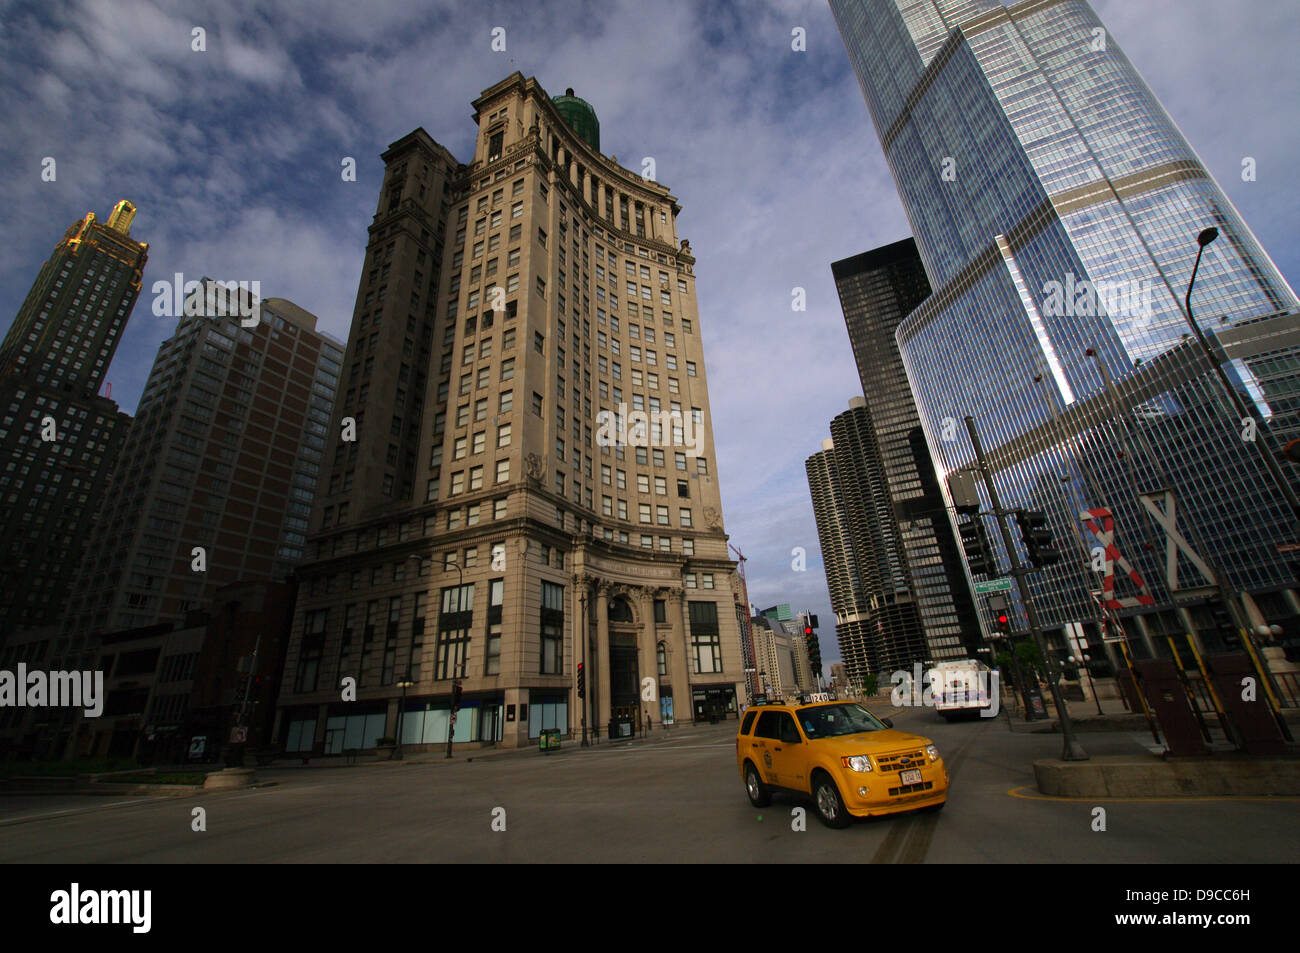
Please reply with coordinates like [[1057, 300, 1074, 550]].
[[608, 595, 640, 738]]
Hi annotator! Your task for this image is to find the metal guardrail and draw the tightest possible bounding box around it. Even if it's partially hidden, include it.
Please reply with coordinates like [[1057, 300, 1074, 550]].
[[1182, 670, 1299, 712], [1273, 671, 1300, 709]]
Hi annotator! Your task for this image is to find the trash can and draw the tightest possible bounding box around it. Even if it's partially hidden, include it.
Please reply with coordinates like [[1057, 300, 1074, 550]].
[[539, 728, 561, 753]]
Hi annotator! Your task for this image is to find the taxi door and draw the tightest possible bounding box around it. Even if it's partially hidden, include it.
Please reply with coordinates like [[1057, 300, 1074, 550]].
[[750, 710, 806, 790]]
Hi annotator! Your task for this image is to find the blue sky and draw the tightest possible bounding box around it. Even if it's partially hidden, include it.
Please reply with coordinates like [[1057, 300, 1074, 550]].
[[2, 0, 1297, 665]]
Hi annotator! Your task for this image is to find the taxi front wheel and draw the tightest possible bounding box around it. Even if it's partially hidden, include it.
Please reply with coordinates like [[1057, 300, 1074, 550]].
[[744, 763, 771, 808], [812, 773, 851, 829]]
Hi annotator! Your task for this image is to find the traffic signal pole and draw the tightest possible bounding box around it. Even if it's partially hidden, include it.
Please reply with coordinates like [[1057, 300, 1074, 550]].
[[965, 415, 1089, 761]]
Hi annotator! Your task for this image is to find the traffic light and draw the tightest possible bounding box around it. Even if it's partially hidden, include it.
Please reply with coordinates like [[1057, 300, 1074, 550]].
[[803, 620, 823, 679], [451, 678, 463, 711], [989, 595, 1012, 639], [576, 662, 585, 699], [1015, 509, 1060, 567], [958, 515, 995, 576]]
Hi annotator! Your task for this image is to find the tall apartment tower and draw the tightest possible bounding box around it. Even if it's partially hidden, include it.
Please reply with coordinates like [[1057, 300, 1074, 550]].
[[275, 73, 744, 753], [831, 0, 1300, 657], [808, 402, 927, 680], [61, 281, 343, 645], [830, 239, 982, 664], [0, 201, 146, 642]]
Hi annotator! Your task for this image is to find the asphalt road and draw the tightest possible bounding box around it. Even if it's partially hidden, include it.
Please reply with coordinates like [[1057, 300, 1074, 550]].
[[1, 706, 1296, 863]]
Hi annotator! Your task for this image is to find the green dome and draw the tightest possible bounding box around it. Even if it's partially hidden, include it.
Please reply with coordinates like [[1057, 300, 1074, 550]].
[[552, 87, 600, 153]]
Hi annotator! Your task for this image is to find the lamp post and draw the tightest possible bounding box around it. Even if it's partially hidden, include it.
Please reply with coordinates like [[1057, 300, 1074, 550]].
[[1176, 229, 1293, 739], [445, 558, 463, 759], [580, 586, 590, 747], [394, 677, 414, 759]]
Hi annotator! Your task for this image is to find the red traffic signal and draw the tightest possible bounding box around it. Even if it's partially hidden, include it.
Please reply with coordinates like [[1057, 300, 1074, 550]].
[[804, 625, 812, 636]]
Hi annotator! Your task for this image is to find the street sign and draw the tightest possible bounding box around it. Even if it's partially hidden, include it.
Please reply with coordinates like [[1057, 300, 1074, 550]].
[[229, 726, 247, 744], [974, 578, 1013, 594]]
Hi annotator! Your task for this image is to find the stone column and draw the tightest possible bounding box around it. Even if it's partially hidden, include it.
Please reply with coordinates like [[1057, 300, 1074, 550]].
[[639, 586, 658, 729], [312, 703, 330, 756], [595, 582, 611, 738], [667, 587, 691, 725], [384, 697, 400, 743], [1132, 613, 1158, 659]]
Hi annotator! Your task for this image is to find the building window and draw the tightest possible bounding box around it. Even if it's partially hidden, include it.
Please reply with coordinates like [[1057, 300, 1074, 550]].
[[486, 579, 504, 675], [294, 610, 327, 693], [436, 583, 474, 680], [541, 581, 564, 675], [689, 601, 721, 674]]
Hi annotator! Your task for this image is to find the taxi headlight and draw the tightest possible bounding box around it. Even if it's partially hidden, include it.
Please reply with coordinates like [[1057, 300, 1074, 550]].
[[926, 744, 940, 762], [841, 755, 873, 772]]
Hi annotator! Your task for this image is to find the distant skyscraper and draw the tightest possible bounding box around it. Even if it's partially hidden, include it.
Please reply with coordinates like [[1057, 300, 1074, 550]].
[[831, 239, 981, 665], [61, 281, 343, 642], [832, 0, 1300, 659], [808, 401, 928, 680], [276, 73, 743, 754], [0, 201, 146, 641]]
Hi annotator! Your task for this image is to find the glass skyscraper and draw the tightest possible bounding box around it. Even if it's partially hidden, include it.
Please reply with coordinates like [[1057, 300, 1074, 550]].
[[831, 0, 1300, 662]]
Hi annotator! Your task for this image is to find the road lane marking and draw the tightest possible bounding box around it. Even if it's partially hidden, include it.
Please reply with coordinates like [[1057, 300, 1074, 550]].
[[1007, 785, 1300, 803], [0, 798, 152, 826]]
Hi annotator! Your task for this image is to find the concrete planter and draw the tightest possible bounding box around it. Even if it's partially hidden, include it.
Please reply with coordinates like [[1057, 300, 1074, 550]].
[[1035, 755, 1300, 797], [202, 768, 256, 791]]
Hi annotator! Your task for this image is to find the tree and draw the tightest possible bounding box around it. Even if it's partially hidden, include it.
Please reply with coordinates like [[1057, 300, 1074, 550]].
[[1015, 639, 1045, 678]]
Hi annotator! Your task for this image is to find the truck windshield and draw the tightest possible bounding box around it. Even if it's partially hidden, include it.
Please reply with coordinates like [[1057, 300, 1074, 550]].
[[796, 704, 888, 739]]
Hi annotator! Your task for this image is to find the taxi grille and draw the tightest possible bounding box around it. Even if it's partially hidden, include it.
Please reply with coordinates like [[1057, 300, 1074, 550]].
[[875, 750, 925, 774], [888, 780, 934, 797]]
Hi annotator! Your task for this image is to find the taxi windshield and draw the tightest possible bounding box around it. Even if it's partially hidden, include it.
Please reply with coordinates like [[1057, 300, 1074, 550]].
[[796, 703, 888, 739]]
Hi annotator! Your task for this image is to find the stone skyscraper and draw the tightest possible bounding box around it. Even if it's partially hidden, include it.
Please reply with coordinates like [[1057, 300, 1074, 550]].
[[831, 0, 1300, 658], [276, 73, 744, 753], [0, 201, 146, 642]]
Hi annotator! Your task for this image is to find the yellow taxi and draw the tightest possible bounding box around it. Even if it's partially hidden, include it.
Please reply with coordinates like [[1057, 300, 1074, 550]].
[[736, 700, 948, 827]]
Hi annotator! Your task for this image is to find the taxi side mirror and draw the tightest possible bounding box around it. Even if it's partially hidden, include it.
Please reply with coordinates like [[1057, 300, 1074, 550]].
[[882, 718, 894, 728]]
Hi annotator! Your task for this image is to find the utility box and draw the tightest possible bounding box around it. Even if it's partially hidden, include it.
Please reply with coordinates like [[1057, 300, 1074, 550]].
[[1204, 653, 1289, 755], [1132, 658, 1208, 756]]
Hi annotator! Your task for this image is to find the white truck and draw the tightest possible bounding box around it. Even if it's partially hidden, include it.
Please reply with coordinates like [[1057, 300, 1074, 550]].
[[928, 659, 993, 720]]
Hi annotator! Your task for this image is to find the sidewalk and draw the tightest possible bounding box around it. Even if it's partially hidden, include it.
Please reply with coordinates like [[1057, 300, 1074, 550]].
[[251, 717, 741, 776]]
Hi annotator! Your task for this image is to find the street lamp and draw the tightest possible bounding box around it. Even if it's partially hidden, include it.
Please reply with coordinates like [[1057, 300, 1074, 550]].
[[444, 557, 464, 759], [580, 586, 590, 747], [394, 677, 414, 760]]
